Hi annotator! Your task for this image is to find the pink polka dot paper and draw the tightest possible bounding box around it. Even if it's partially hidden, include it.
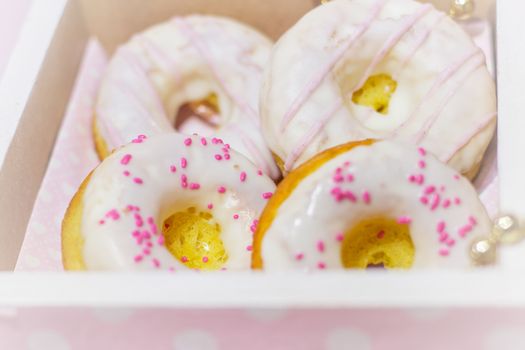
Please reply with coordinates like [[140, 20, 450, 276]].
[[15, 39, 106, 271]]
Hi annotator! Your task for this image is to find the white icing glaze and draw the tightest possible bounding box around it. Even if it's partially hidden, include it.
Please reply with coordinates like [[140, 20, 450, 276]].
[[81, 134, 275, 270], [260, 0, 496, 174], [96, 15, 280, 179], [261, 141, 491, 270]]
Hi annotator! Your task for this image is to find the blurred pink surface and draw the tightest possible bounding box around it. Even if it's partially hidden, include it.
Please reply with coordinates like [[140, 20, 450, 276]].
[[0, 0, 33, 79]]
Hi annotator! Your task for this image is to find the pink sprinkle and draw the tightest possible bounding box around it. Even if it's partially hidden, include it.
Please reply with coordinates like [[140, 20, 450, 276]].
[[181, 157, 187, 168], [201, 138, 207, 146], [362, 191, 371, 204], [439, 249, 449, 257], [439, 232, 449, 243], [416, 174, 425, 185], [146, 241, 153, 248], [397, 216, 412, 225], [224, 143, 230, 149], [335, 167, 343, 174], [132, 230, 141, 237], [344, 190, 357, 202], [418, 160, 426, 169], [240, 171, 247, 182], [120, 154, 132, 165], [131, 138, 142, 144], [377, 230, 385, 239], [246, 245, 253, 252], [98, 220, 105, 225], [212, 138, 219, 144], [189, 183, 201, 190], [295, 253, 304, 261], [218, 186, 226, 194], [430, 194, 441, 211], [106, 209, 120, 220], [409, 175, 417, 183], [454, 174, 461, 180], [224, 154, 231, 160], [262, 192, 273, 200], [343, 161, 351, 167], [458, 224, 473, 237], [207, 203, 213, 210], [317, 240, 325, 253], [143, 248, 151, 255], [257, 170, 263, 176], [147, 217, 154, 225], [469, 216, 477, 226], [138, 134, 147, 140], [336, 233, 344, 242], [184, 138, 192, 146], [133, 177, 143, 185], [442, 199, 451, 208], [170, 165, 177, 173], [333, 174, 344, 183], [181, 256, 188, 263], [454, 197, 462, 205], [233, 214, 239, 220], [152, 258, 160, 268], [123, 170, 130, 177], [437, 221, 446, 233], [346, 174, 355, 182], [317, 262, 326, 270], [214, 154, 223, 160], [420, 197, 429, 205], [418, 147, 427, 156], [424, 186, 436, 195], [134, 255, 143, 263], [157, 236, 165, 245], [202, 256, 209, 263], [446, 238, 456, 247]]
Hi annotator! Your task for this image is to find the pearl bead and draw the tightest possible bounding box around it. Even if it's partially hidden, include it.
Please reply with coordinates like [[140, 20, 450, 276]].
[[492, 215, 524, 244], [470, 238, 497, 266], [449, 0, 475, 20]]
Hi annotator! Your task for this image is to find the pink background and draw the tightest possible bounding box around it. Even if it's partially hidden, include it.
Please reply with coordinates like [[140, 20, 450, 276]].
[[2, 2, 520, 350]]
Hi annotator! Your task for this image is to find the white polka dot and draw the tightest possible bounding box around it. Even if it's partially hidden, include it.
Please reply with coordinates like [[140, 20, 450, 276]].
[[325, 328, 371, 350], [173, 330, 217, 350], [61, 183, 76, 197], [47, 248, 62, 261], [405, 309, 449, 321], [91, 308, 135, 323], [31, 221, 48, 236], [245, 308, 288, 322], [23, 255, 41, 269], [484, 327, 525, 350], [26, 330, 71, 350], [38, 190, 53, 204]]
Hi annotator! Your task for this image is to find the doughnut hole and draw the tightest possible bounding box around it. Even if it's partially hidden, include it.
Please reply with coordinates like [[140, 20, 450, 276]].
[[351, 74, 397, 115], [162, 206, 227, 270], [341, 217, 414, 269], [174, 92, 221, 134]]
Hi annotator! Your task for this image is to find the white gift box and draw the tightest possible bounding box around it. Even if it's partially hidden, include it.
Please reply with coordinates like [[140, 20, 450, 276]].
[[2, 0, 525, 312]]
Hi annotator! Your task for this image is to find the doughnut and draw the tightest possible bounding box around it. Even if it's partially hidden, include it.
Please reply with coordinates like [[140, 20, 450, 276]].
[[62, 134, 275, 271], [95, 15, 280, 179], [252, 140, 491, 270], [260, 0, 496, 178]]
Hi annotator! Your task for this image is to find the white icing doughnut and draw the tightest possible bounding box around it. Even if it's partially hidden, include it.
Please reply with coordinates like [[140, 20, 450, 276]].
[[96, 15, 280, 179], [260, 0, 496, 175], [80, 134, 275, 270], [255, 141, 491, 270]]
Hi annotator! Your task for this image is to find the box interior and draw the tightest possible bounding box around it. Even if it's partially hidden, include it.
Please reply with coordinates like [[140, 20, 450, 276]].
[[1, 0, 518, 308]]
